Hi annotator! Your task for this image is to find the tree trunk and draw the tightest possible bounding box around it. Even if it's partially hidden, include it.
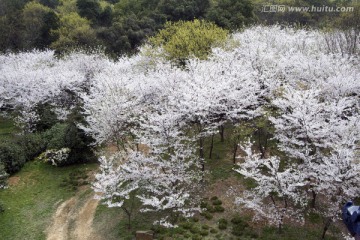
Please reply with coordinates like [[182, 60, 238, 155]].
[[264, 133, 268, 157], [278, 222, 282, 234], [209, 134, 214, 159], [321, 218, 332, 240], [122, 207, 132, 230], [199, 137, 205, 171], [311, 190, 317, 208], [219, 125, 225, 142], [258, 131, 265, 159], [233, 143, 238, 164]]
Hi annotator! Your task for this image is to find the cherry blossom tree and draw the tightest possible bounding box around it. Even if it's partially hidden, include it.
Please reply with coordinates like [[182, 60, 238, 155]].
[[235, 141, 307, 232], [93, 108, 203, 227], [0, 50, 112, 131], [266, 84, 359, 238]]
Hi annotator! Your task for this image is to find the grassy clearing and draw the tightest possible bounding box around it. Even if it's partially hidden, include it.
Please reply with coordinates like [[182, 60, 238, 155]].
[[93, 202, 160, 240], [0, 161, 98, 240]]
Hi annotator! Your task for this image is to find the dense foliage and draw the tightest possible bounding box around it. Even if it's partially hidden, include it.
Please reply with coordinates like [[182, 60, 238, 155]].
[[1, 0, 358, 56], [147, 19, 229, 62]]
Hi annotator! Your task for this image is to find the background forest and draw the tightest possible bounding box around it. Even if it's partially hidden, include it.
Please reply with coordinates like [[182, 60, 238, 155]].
[[0, 0, 359, 58]]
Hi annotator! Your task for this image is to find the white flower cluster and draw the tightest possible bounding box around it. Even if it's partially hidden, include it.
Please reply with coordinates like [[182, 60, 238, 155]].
[[39, 148, 71, 166]]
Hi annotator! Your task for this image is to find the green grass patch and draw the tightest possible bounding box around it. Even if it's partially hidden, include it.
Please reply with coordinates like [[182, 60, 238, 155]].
[[203, 132, 237, 181], [259, 225, 341, 240], [0, 161, 98, 240], [93, 196, 159, 240]]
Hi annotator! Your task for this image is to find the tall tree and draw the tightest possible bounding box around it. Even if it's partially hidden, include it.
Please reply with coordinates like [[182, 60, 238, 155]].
[[76, 0, 101, 24], [22, 1, 56, 49], [206, 0, 255, 30], [158, 0, 210, 21], [51, 12, 98, 53]]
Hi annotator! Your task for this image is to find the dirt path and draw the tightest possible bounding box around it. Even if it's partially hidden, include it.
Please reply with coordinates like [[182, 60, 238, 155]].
[[46, 192, 101, 240]]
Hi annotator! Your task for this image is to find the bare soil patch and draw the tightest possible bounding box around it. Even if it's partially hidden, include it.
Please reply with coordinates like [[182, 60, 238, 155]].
[[46, 188, 101, 240]]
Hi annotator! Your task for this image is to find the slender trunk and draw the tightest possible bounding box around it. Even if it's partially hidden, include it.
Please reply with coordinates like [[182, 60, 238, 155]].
[[270, 195, 282, 234], [209, 134, 214, 159], [122, 207, 132, 230], [200, 158, 205, 172], [219, 125, 225, 142], [199, 137, 204, 159], [199, 137, 205, 171], [258, 131, 265, 159], [233, 143, 238, 164], [264, 133, 268, 157], [311, 190, 317, 208], [196, 122, 205, 171], [278, 221, 282, 234], [321, 218, 332, 240]]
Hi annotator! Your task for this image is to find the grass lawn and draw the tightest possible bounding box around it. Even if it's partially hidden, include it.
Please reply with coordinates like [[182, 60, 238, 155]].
[[0, 161, 98, 240]]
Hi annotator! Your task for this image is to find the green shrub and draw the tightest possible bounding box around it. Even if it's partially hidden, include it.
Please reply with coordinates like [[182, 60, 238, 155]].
[[215, 233, 222, 238], [204, 212, 213, 220], [43, 122, 96, 166], [210, 228, 218, 234], [18, 133, 46, 161], [151, 225, 168, 234], [62, 122, 96, 164], [218, 218, 228, 230], [211, 196, 219, 201], [183, 233, 191, 238], [212, 199, 222, 205], [173, 227, 185, 235], [192, 235, 202, 240], [219, 218, 228, 224], [230, 215, 255, 237], [231, 216, 246, 225], [200, 201, 208, 209], [43, 123, 67, 149], [33, 103, 58, 132], [190, 226, 201, 234], [207, 205, 216, 213], [0, 141, 26, 174], [232, 224, 248, 236], [192, 216, 199, 222], [200, 230, 209, 236], [219, 223, 227, 230], [0, 133, 46, 174], [180, 222, 192, 230], [202, 225, 210, 230], [214, 205, 225, 212]]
